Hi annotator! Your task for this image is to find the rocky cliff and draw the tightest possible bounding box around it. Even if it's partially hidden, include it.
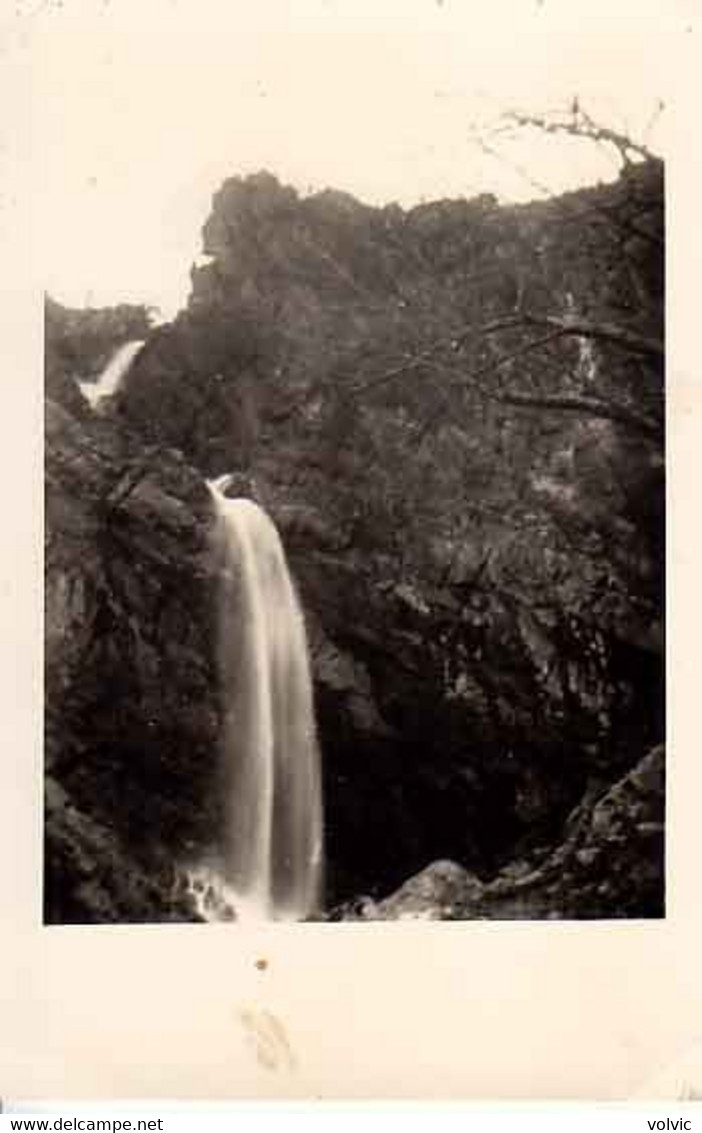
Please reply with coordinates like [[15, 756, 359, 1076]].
[[45, 397, 218, 920]]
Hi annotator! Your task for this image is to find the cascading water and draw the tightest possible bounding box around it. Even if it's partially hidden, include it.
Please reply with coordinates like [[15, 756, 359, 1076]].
[[192, 478, 324, 923], [78, 339, 145, 409]]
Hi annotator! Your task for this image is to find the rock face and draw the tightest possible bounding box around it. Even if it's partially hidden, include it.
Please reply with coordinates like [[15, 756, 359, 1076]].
[[45, 397, 218, 921], [45, 157, 665, 920]]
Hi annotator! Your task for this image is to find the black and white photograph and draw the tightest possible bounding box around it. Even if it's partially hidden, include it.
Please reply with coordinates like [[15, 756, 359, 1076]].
[[43, 0, 666, 931]]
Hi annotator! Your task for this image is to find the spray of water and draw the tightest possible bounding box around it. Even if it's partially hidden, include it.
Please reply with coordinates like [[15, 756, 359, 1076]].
[[78, 340, 144, 409], [196, 480, 324, 923]]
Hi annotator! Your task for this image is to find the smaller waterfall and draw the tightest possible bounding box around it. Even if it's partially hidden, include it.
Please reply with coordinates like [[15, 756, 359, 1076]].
[[78, 339, 144, 409], [199, 480, 324, 923]]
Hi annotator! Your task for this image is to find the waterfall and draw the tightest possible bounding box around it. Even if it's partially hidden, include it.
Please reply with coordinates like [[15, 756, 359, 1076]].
[[78, 339, 144, 408], [196, 479, 324, 923]]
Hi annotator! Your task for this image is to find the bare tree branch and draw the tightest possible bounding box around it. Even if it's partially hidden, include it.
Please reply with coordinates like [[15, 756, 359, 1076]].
[[264, 104, 665, 454], [350, 350, 438, 396], [470, 105, 664, 248], [515, 312, 663, 359], [413, 348, 662, 444], [491, 391, 661, 441], [351, 329, 567, 398], [349, 304, 663, 412], [507, 107, 661, 166]]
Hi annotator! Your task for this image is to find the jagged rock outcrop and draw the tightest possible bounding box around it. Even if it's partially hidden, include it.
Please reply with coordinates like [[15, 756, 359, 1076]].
[[45, 397, 219, 921]]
